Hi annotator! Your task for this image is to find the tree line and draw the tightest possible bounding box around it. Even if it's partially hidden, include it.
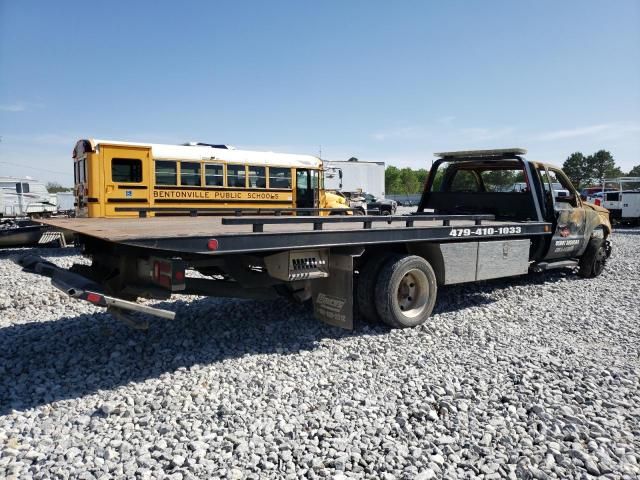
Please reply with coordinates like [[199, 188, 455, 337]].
[[562, 150, 640, 189], [385, 152, 640, 194], [385, 166, 430, 195], [46, 182, 73, 193]]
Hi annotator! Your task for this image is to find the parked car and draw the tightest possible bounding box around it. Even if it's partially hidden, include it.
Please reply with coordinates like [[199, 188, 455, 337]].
[[364, 193, 397, 215]]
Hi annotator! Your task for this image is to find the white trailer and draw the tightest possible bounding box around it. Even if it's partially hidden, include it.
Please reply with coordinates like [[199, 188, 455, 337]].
[[324, 160, 386, 198], [0, 177, 56, 218]]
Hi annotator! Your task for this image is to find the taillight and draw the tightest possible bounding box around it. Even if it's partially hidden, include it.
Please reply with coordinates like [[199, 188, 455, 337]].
[[151, 258, 186, 291], [153, 260, 172, 288], [207, 239, 219, 250], [595, 199, 601, 206], [86, 292, 103, 304]]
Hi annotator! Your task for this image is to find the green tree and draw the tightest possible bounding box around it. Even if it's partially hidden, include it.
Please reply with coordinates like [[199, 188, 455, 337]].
[[415, 168, 429, 189], [562, 152, 589, 189], [46, 182, 72, 193], [586, 150, 618, 181], [399, 167, 421, 194], [385, 166, 402, 194], [628, 165, 640, 177]]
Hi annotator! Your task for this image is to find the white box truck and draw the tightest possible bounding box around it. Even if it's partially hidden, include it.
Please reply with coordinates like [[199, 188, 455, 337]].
[[324, 159, 386, 198]]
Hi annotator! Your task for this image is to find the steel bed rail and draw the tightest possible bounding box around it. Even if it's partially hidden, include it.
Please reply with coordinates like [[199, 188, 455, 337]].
[[221, 214, 496, 232]]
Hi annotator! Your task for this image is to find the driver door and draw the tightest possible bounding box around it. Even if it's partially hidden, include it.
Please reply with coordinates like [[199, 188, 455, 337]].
[[538, 166, 586, 259]]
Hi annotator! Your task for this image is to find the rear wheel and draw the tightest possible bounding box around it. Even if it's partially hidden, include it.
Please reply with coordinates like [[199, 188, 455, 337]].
[[578, 237, 607, 278], [356, 253, 398, 323], [374, 255, 437, 328]]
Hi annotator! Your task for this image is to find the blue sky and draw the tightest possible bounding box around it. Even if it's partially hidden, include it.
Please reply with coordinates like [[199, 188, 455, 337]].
[[1, 0, 639, 185]]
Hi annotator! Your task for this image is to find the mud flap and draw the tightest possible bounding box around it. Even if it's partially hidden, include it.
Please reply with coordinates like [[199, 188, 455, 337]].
[[311, 254, 355, 330]]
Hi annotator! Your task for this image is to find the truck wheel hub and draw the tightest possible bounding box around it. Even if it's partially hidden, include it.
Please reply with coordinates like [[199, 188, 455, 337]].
[[397, 269, 429, 317]]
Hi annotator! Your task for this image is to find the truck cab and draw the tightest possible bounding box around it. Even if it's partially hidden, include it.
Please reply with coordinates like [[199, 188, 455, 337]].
[[418, 149, 611, 275]]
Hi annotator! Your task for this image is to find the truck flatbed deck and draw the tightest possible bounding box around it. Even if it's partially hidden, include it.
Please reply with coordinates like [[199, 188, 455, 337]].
[[39, 215, 551, 255]]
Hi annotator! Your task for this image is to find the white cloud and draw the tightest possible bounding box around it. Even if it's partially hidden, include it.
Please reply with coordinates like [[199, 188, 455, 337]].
[[0, 103, 26, 112], [371, 125, 433, 141], [459, 127, 515, 142], [372, 122, 514, 143], [437, 115, 456, 126], [537, 122, 640, 141], [0, 101, 46, 113]]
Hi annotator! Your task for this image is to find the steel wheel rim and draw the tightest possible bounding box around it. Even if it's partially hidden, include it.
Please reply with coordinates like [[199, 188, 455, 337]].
[[397, 268, 429, 318]]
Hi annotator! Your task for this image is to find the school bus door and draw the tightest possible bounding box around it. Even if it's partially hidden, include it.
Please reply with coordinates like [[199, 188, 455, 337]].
[[101, 145, 151, 217], [295, 169, 320, 212]]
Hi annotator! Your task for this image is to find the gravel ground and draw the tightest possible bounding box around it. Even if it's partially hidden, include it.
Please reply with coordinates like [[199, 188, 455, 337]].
[[0, 230, 639, 479]]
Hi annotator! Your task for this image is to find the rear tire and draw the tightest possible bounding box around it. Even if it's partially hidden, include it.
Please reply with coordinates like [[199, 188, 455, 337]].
[[356, 253, 398, 323], [578, 237, 607, 278], [374, 255, 437, 328]]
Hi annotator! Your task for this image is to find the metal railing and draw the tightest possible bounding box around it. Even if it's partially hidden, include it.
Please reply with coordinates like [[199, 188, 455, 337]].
[[221, 214, 495, 233]]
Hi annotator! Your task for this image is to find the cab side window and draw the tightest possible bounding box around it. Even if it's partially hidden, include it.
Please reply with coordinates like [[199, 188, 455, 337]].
[[549, 169, 579, 208], [112, 158, 142, 183]]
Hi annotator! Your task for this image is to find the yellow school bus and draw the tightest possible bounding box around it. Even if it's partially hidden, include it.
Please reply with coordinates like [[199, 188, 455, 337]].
[[72, 139, 349, 217]]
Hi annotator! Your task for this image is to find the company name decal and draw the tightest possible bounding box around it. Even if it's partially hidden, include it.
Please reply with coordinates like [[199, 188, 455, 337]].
[[315, 293, 347, 325], [153, 190, 292, 201]]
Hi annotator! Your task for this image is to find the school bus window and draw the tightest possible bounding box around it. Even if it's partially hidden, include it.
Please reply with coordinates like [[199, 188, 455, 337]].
[[248, 166, 266, 188], [156, 161, 177, 185], [227, 165, 246, 188], [74, 162, 78, 184], [269, 167, 291, 189], [180, 162, 201, 186], [112, 158, 142, 183], [205, 164, 224, 187]]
